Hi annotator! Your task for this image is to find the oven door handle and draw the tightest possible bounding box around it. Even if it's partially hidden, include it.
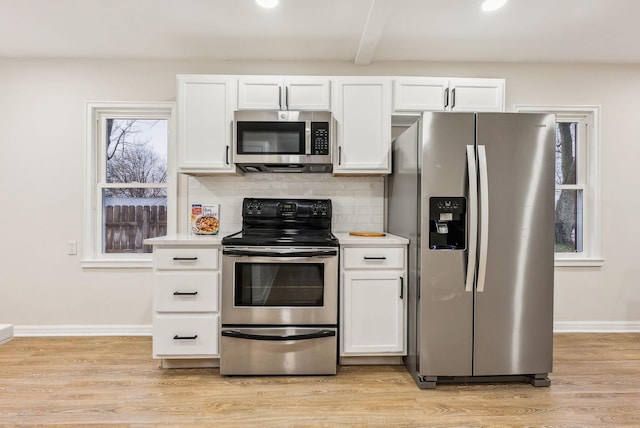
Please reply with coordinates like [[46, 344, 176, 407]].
[[223, 249, 337, 258], [221, 329, 336, 341]]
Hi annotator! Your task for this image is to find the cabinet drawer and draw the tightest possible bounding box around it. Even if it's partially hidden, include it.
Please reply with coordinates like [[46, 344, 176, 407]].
[[154, 247, 218, 270], [154, 272, 219, 312], [343, 247, 404, 269], [153, 314, 219, 357]]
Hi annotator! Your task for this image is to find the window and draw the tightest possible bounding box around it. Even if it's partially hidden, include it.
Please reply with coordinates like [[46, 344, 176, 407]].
[[515, 105, 602, 267], [83, 102, 175, 268]]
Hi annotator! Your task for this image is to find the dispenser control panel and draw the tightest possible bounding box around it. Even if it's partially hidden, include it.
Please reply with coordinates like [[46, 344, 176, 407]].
[[431, 198, 465, 215], [429, 197, 466, 250]]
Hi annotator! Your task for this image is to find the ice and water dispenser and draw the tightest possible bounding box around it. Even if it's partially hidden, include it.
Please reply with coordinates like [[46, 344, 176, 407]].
[[429, 197, 466, 250]]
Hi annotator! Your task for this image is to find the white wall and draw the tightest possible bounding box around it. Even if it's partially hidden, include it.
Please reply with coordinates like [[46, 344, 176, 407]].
[[1, 58, 639, 333]]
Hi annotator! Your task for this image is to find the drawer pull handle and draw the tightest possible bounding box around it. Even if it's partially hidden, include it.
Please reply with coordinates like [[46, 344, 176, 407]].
[[363, 256, 387, 260], [222, 329, 335, 341], [173, 335, 198, 340], [172, 257, 198, 261], [173, 291, 198, 296]]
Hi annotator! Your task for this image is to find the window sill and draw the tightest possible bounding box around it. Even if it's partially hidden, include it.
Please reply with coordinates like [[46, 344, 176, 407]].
[[80, 259, 153, 269], [555, 257, 604, 268]]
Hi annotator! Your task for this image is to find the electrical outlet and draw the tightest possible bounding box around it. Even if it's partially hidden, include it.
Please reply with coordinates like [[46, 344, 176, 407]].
[[67, 240, 77, 255]]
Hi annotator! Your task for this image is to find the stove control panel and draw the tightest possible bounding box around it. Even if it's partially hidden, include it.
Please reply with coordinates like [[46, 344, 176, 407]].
[[311, 202, 330, 216], [242, 198, 332, 219]]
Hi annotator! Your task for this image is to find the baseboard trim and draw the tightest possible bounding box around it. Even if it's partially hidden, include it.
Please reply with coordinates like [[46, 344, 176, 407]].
[[14, 325, 152, 337], [0, 324, 14, 344], [554, 321, 640, 333], [10, 322, 640, 337]]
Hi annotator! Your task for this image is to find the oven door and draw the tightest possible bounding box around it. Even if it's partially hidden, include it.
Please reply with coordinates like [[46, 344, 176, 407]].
[[222, 247, 338, 325]]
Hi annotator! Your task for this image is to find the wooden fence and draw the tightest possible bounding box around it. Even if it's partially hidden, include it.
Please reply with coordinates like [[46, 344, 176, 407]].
[[105, 205, 167, 253]]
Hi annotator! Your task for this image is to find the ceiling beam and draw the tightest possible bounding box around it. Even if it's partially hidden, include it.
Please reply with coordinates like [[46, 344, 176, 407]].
[[354, 0, 396, 65]]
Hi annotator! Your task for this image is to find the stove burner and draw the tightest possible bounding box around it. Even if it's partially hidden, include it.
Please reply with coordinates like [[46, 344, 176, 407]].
[[222, 198, 338, 247]]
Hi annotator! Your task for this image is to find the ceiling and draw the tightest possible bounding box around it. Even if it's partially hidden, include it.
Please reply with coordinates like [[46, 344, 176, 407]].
[[1, 0, 638, 65]]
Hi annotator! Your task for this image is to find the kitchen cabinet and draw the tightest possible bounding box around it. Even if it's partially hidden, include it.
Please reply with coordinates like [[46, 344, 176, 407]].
[[332, 77, 392, 175], [149, 240, 221, 368], [177, 75, 238, 174], [237, 77, 331, 111], [393, 77, 505, 113], [337, 234, 408, 363]]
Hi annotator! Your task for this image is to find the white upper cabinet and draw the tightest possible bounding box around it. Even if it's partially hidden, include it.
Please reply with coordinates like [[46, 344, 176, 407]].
[[393, 77, 449, 112], [448, 78, 505, 112], [332, 77, 392, 175], [237, 77, 331, 111], [393, 77, 505, 113], [177, 75, 238, 174]]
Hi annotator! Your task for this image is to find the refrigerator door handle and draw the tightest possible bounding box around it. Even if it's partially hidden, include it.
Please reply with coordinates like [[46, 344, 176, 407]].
[[465, 145, 478, 293], [477, 145, 490, 293]]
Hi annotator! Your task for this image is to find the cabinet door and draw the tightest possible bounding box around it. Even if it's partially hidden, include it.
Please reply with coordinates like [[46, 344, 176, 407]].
[[332, 78, 392, 174], [343, 247, 405, 270], [342, 271, 405, 355], [177, 75, 236, 173], [448, 78, 505, 112], [153, 247, 219, 270], [154, 271, 219, 312], [237, 77, 283, 110], [285, 78, 331, 111], [153, 313, 219, 357], [393, 77, 448, 112], [237, 77, 331, 111]]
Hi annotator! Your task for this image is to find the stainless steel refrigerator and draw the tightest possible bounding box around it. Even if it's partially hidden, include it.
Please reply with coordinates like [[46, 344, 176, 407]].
[[388, 112, 555, 389]]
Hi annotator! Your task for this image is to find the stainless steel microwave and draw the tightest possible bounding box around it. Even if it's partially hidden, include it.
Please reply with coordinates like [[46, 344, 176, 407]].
[[233, 110, 333, 173]]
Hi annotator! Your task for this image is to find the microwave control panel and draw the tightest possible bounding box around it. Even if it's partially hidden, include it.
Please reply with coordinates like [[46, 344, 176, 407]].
[[311, 122, 330, 155]]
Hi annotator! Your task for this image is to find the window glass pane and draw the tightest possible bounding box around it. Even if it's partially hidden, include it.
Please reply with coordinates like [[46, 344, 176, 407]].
[[554, 189, 583, 253], [555, 122, 577, 185], [102, 189, 167, 254], [106, 119, 168, 184]]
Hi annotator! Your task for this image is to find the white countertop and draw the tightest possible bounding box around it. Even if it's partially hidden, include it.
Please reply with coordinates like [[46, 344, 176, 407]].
[[144, 234, 223, 246], [334, 232, 409, 246], [145, 232, 409, 247]]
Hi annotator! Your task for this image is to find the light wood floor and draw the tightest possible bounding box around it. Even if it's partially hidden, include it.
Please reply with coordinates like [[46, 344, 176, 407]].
[[1, 334, 639, 427]]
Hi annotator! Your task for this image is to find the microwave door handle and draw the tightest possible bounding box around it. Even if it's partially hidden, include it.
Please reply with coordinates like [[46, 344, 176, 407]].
[[306, 119, 311, 154]]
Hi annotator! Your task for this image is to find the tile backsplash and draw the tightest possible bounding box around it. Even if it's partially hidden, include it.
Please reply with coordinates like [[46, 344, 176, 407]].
[[187, 174, 385, 234]]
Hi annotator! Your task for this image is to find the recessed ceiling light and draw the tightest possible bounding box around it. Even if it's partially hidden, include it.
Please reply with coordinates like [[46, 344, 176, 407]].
[[256, 0, 278, 8], [482, 0, 507, 11]]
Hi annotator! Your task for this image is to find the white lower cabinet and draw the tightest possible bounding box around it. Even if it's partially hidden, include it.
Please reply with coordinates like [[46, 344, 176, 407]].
[[150, 244, 221, 368], [153, 313, 219, 356], [340, 244, 407, 361]]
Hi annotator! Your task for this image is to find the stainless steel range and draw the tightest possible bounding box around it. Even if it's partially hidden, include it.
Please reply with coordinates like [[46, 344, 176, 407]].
[[220, 198, 339, 375]]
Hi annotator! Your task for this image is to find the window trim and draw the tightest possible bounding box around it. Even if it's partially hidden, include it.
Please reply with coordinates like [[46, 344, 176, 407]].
[[514, 105, 603, 267], [82, 101, 176, 269]]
